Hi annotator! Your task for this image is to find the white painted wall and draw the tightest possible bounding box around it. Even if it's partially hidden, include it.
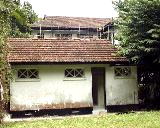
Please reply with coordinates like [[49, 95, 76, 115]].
[[31, 30, 53, 38], [31, 30, 98, 39], [105, 66, 138, 105], [10, 64, 138, 111], [10, 65, 92, 111]]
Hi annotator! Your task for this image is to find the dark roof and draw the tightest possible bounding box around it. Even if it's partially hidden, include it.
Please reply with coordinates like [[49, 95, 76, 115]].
[[32, 16, 112, 29], [8, 38, 127, 63]]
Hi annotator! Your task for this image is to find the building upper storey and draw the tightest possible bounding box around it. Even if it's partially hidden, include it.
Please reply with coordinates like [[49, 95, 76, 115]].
[[31, 16, 113, 40]]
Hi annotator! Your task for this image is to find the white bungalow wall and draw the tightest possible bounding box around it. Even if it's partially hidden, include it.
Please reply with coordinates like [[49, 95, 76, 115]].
[[105, 66, 138, 105], [10, 64, 138, 111]]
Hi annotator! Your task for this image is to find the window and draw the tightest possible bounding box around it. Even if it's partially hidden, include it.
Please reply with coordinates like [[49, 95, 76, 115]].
[[77, 34, 88, 39], [114, 67, 131, 77], [65, 68, 84, 78], [55, 34, 61, 38], [89, 35, 94, 38], [61, 34, 72, 39], [17, 69, 39, 79], [55, 34, 72, 39]]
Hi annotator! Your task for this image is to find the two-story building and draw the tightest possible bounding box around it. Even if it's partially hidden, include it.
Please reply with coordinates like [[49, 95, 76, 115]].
[[31, 16, 113, 40]]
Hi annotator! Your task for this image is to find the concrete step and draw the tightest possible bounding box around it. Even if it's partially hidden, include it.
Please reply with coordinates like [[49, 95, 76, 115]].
[[92, 107, 107, 115]]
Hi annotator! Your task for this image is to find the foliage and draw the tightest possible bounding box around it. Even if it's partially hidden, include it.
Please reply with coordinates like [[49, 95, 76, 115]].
[[0, 0, 37, 122], [115, 0, 160, 64], [138, 65, 160, 108], [0, 0, 12, 122], [1, 111, 160, 128], [1, 0, 37, 37], [9, 0, 37, 37]]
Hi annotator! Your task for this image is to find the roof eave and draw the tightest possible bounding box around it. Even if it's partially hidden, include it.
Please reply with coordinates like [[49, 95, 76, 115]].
[[9, 61, 131, 66]]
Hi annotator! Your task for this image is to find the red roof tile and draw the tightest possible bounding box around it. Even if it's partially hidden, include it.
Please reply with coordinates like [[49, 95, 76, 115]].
[[8, 38, 127, 63], [32, 16, 111, 28]]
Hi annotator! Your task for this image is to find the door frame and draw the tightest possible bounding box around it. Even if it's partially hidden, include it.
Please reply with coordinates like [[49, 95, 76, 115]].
[[91, 67, 106, 107]]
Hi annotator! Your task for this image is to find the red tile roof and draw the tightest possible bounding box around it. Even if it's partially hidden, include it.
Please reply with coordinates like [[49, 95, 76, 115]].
[[32, 16, 112, 28], [8, 38, 127, 63]]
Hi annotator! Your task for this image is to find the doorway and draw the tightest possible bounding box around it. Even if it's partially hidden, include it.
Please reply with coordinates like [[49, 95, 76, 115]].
[[91, 67, 106, 108]]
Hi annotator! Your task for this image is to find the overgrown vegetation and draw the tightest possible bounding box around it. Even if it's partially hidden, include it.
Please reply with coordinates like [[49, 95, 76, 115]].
[[115, 0, 160, 108], [0, 0, 13, 122], [1, 111, 160, 128], [0, 0, 37, 122], [138, 66, 160, 108]]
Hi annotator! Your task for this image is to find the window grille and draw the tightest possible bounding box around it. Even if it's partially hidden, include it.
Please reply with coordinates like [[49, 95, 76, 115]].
[[17, 69, 39, 79], [114, 67, 131, 77], [61, 34, 72, 39], [65, 68, 84, 78], [55, 34, 61, 38], [55, 34, 72, 39]]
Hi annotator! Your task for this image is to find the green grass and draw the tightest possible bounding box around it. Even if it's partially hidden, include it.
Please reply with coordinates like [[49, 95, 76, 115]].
[[1, 111, 160, 128]]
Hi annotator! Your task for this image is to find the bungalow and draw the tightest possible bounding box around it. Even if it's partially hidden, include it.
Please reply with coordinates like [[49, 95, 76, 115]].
[[8, 38, 138, 114]]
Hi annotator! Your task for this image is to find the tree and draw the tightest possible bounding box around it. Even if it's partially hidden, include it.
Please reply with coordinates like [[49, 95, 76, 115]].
[[10, 0, 37, 37], [0, 0, 37, 122], [0, 0, 13, 122], [115, 0, 160, 64]]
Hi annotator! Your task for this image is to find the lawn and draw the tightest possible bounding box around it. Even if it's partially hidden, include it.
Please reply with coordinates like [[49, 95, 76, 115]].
[[1, 111, 160, 128]]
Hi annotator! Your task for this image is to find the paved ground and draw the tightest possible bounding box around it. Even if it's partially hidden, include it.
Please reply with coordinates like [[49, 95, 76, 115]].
[[3, 113, 97, 123]]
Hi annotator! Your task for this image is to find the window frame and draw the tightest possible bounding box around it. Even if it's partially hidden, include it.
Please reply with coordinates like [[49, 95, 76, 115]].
[[114, 66, 132, 79], [77, 34, 89, 39], [61, 34, 72, 39], [64, 68, 86, 81], [55, 34, 72, 39], [16, 68, 40, 82]]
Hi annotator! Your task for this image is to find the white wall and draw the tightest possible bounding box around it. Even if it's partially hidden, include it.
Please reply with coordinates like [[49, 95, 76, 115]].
[[10, 65, 93, 111], [10, 64, 138, 111], [31, 30, 98, 39], [31, 30, 53, 38], [105, 66, 138, 105]]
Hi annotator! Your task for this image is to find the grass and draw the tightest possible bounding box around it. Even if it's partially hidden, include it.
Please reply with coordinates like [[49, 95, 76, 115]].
[[1, 111, 160, 128]]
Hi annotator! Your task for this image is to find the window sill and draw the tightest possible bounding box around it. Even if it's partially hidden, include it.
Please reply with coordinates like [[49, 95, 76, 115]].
[[114, 76, 135, 79], [15, 78, 40, 82], [63, 77, 86, 81]]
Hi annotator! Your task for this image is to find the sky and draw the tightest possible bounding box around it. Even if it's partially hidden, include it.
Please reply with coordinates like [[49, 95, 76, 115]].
[[20, 0, 118, 18]]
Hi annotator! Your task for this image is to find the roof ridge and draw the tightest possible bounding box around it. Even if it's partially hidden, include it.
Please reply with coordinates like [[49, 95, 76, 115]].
[[8, 38, 111, 42], [32, 16, 112, 28], [45, 16, 111, 20]]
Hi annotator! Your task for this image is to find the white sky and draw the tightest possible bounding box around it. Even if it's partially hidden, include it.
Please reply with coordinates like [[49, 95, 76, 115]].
[[20, 0, 117, 18]]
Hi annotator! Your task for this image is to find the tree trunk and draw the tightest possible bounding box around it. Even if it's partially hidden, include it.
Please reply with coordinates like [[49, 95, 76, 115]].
[[0, 80, 3, 123]]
